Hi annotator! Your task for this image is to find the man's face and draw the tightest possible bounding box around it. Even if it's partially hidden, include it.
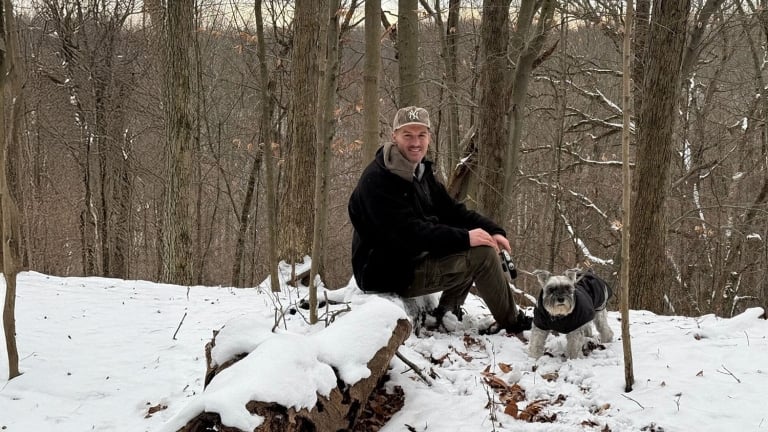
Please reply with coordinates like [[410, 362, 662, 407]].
[[392, 124, 430, 164]]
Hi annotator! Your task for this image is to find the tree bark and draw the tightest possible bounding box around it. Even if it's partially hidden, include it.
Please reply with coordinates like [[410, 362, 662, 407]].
[[278, 0, 320, 265], [502, 0, 555, 217], [445, 0, 461, 169], [397, 0, 420, 106], [308, 0, 341, 323], [1, 0, 23, 380], [231, 147, 262, 288], [476, 0, 510, 219], [621, 0, 635, 392], [629, 0, 691, 313], [161, 0, 194, 285], [632, 0, 650, 117], [362, 0, 381, 163], [254, 0, 280, 293]]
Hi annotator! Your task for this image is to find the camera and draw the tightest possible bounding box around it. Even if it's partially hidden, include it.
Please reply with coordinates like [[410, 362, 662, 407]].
[[500, 250, 517, 280]]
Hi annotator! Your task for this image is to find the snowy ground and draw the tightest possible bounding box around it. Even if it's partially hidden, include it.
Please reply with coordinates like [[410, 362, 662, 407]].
[[1, 270, 766, 431]]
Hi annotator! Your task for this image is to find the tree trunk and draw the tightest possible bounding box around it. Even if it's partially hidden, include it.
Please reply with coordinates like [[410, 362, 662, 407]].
[[1, 0, 23, 380], [104, 62, 133, 280], [476, 0, 510, 220], [632, 0, 650, 117], [445, 0, 461, 169], [231, 148, 263, 288], [362, 0, 381, 163], [278, 0, 320, 265], [397, 0, 420, 106], [503, 0, 555, 217], [629, 0, 691, 313], [419, 0, 461, 179], [161, 0, 194, 285], [308, 0, 341, 324], [621, 0, 635, 392], [255, 0, 280, 293]]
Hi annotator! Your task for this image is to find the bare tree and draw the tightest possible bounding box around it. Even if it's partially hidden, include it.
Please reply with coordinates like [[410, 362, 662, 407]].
[[309, 0, 342, 323], [34, 0, 136, 277], [460, 1, 556, 222], [278, 0, 320, 268], [161, 0, 194, 285], [362, 0, 381, 163], [621, 0, 635, 392], [629, 0, 691, 312], [397, 0, 420, 106], [253, 0, 281, 292], [475, 0, 510, 219], [500, 0, 556, 216], [1, 0, 23, 380]]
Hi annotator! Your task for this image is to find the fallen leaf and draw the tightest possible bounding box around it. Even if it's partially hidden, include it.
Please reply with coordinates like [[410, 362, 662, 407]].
[[541, 371, 559, 382], [504, 401, 519, 418], [144, 403, 168, 418]]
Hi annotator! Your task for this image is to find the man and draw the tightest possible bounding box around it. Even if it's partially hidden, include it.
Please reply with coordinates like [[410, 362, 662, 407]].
[[348, 106, 531, 334]]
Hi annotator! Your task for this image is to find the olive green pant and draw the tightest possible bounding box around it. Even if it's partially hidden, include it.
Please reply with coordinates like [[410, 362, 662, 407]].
[[406, 246, 519, 329]]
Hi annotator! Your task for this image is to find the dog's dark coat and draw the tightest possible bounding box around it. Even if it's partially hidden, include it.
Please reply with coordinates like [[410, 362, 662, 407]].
[[533, 271, 612, 334]]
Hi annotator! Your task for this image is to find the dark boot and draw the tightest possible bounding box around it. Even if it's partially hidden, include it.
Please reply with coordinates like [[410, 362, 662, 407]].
[[480, 308, 532, 335]]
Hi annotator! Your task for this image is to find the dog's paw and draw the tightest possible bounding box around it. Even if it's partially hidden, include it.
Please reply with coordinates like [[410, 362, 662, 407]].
[[529, 347, 545, 359], [600, 328, 614, 342]]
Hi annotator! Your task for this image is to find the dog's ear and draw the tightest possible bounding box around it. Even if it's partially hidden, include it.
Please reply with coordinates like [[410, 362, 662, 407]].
[[533, 270, 551, 287], [564, 268, 579, 283]]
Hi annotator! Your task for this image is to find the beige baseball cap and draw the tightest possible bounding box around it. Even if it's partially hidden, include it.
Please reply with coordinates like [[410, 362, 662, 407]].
[[393, 106, 431, 131]]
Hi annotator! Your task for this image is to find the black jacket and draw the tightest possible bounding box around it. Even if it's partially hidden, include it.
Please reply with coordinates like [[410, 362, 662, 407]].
[[348, 147, 505, 294], [533, 271, 612, 333]]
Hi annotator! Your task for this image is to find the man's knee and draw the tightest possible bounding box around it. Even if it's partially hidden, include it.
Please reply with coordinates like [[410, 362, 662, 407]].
[[468, 246, 498, 271]]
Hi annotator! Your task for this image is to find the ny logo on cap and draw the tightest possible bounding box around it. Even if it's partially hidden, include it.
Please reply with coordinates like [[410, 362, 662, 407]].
[[407, 109, 420, 121]]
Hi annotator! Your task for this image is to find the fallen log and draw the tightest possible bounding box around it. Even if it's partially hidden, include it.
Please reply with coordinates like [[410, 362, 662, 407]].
[[163, 298, 411, 432]]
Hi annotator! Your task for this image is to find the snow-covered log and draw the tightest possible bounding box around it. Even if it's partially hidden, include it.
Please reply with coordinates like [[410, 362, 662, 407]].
[[164, 297, 411, 432]]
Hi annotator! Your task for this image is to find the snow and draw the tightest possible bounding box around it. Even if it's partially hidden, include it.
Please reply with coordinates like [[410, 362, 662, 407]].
[[1, 270, 767, 431]]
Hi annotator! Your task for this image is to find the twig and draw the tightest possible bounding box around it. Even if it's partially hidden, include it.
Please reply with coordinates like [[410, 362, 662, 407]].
[[621, 393, 645, 409], [396, 350, 433, 386], [718, 364, 741, 383], [172, 312, 187, 340]]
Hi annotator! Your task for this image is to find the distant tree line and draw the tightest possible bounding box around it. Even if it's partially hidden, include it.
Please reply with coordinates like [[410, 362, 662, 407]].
[[1, 0, 766, 319]]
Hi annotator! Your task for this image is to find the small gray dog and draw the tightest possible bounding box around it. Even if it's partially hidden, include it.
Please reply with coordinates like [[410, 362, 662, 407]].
[[529, 269, 614, 359]]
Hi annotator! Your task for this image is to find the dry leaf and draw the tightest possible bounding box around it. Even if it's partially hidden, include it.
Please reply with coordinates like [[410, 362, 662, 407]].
[[483, 374, 510, 391], [144, 403, 168, 418], [509, 383, 526, 402], [504, 401, 519, 418], [541, 371, 559, 382]]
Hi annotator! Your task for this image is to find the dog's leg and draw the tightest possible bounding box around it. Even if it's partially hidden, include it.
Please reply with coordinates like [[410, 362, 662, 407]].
[[528, 325, 549, 359], [594, 309, 614, 342], [566, 325, 589, 359]]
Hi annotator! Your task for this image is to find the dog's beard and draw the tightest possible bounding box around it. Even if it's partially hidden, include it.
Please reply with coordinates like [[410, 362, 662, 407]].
[[545, 301, 574, 317]]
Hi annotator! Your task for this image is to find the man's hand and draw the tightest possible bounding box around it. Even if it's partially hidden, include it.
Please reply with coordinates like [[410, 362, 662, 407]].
[[492, 234, 511, 253], [469, 229, 510, 253], [468, 228, 498, 250]]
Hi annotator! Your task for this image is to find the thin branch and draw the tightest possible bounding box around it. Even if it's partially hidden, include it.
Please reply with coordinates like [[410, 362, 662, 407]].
[[396, 350, 434, 386], [172, 312, 187, 340], [718, 364, 742, 383], [621, 393, 645, 409]]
